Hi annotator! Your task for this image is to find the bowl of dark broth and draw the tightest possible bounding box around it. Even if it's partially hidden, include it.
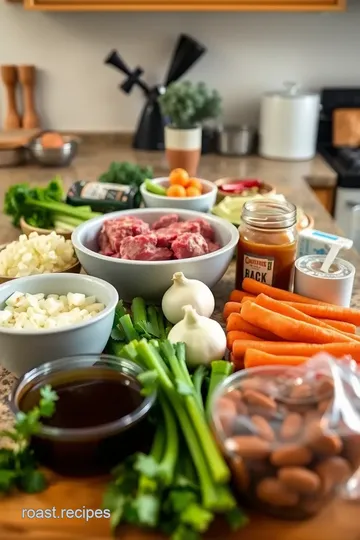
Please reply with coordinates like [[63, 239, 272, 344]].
[[9, 355, 156, 476]]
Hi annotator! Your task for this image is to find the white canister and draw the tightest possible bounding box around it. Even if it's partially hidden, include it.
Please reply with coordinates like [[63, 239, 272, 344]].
[[259, 82, 320, 161], [294, 255, 355, 307]]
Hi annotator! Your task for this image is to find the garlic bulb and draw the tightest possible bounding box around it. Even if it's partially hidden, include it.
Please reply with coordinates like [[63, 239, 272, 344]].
[[168, 305, 226, 367], [162, 272, 215, 324]]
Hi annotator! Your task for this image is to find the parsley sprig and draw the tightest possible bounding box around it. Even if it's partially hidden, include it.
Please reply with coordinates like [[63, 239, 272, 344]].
[[0, 385, 58, 494]]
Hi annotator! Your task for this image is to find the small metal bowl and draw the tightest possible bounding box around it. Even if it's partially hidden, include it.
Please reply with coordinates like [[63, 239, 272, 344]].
[[28, 135, 79, 167]]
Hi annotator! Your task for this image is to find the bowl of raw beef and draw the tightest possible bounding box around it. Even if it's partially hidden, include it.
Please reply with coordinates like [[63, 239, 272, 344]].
[[72, 208, 239, 302]]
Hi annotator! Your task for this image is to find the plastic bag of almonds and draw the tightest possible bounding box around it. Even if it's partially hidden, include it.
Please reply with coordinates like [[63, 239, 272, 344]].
[[210, 353, 360, 521]]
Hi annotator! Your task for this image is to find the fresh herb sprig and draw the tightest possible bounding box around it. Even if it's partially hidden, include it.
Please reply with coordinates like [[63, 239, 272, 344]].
[[0, 385, 58, 494], [99, 162, 153, 188]]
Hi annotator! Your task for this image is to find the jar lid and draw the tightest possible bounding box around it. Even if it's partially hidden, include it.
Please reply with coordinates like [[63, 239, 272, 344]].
[[264, 81, 319, 100], [242, 199, 297, 229]]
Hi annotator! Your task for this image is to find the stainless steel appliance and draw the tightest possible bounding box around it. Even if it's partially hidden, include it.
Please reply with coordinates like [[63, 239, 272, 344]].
[[318, 88, 360, 252], [217, 125, 255, 156]]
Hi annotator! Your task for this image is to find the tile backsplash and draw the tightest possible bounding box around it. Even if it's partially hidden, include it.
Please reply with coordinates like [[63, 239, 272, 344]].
[[0, 0, 359, 131]]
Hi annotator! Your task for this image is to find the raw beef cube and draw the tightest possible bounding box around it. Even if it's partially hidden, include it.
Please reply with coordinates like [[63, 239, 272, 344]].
[[102, 217, 150, 253], [144, 247, 173, 261], [120, 233, 172, 261], [206, 240, 221, 253], [155, 228, 179, 248], [152, 214, 179, 230], [168, 221, 201, 234], [172, 233, 209, 259], [187, 218, 215, 240], [98, 230, 114, 256]]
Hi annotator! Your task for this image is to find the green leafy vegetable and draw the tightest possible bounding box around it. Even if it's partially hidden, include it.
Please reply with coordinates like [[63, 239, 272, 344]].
[[4, 177, 101, 230], [0, 385, 58, 495], [99, 162, 153, 187]]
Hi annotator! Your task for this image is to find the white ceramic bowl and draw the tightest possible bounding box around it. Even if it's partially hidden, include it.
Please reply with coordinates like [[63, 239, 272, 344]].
[[0, 273, 119, 376], [140, 177, 217, 213], [72, 208, 239, 303]]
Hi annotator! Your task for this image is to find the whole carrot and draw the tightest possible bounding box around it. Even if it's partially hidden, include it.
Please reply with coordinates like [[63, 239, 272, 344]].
[[241, 301, 347, 344], [227, 330, 263, 350], [226, 312, 279, 341], [223, 302, 242, 320], [241, 297, 255, 304], [233, 340, 360, 362], [242, 278, 328, 305], [284, 301, 360, 327], [230, 352, 244, 370], [254, 294, 354, 343], [322, 319, 356, 334], [229, 290, 256, 303], [244, 349, 308, 369]]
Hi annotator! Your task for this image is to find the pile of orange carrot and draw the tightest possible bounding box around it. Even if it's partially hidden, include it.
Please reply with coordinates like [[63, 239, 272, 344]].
[[224, 278, 360, 370]]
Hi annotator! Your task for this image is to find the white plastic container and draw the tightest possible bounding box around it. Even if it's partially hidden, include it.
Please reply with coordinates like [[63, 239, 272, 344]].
[[259, 82, 320, 161], [294, 255, 355, 307]]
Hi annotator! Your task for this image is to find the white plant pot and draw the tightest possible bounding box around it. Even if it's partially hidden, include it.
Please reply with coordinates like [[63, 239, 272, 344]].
[[164, 125, 202, 176]]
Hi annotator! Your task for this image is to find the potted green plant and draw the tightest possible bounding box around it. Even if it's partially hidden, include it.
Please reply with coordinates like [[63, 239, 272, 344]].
[[158, 81, 222, 176]]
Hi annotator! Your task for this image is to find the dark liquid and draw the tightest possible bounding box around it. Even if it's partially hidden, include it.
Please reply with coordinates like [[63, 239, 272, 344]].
[[20, 367, 153, 476], [21, 375, 142, 429]]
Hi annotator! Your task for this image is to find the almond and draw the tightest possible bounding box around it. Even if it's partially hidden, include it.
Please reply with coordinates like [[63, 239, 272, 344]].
[[256, 478, 299, 507]]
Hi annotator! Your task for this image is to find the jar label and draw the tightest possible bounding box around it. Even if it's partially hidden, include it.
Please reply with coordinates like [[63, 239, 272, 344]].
[[81, 182, 131, 202], [243, 253, 275, 285]]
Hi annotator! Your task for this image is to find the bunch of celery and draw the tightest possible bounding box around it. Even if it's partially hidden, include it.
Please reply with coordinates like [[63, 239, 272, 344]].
[[4, 176, 101, 231], [106, 298, 172, 356], [104, 339, 247, 539]]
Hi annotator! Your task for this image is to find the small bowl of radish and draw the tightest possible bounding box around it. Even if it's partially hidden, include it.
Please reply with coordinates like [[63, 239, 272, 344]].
[[140, 168, 217, 213]]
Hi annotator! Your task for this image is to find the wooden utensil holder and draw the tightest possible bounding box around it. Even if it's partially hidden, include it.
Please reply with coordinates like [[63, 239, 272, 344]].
[[0, 65, 21, 130]]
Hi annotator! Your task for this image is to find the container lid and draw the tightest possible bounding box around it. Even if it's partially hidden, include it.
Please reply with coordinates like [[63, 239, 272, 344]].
[[264, 81, 319, 99]]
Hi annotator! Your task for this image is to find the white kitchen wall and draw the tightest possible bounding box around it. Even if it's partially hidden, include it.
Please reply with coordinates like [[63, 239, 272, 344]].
[[0, 0, 359, 131]]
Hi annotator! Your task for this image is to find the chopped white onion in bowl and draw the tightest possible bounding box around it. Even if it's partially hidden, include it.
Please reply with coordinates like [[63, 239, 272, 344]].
[[0, 232, 77, 278], [0, 291, 105, 330]]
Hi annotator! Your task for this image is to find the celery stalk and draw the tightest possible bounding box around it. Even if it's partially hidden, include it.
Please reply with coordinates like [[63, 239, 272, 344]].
[[26, 198, 101, 220], [132, 297, 147, 326], [192, 365, 207, 413], [138, 422, 165, 493], [147, 306, 160, 338], [160, 341, 230, 485], [135, 340, 219, 510], [119, 314, 139, 342], [205, 361, 233, 419], [158, 394, 178, 486], [156, 308, 166, 340]]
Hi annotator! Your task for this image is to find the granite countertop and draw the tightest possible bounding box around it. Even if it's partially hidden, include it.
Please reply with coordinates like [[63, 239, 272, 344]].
[[0, 145, 349, 433]]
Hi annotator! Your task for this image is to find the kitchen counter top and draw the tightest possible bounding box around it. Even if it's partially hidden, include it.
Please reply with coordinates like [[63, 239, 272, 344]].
[[0, 146, 358, 540], [0, 145, 351, 412]]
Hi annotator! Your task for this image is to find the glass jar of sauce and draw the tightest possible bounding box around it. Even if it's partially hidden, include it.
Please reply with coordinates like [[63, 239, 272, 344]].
[[236, 199, 297, 291]]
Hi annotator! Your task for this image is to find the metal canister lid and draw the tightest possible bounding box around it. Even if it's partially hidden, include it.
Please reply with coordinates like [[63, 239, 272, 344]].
[[295, 255, 353, 279], [264, 81, 319, 100]]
